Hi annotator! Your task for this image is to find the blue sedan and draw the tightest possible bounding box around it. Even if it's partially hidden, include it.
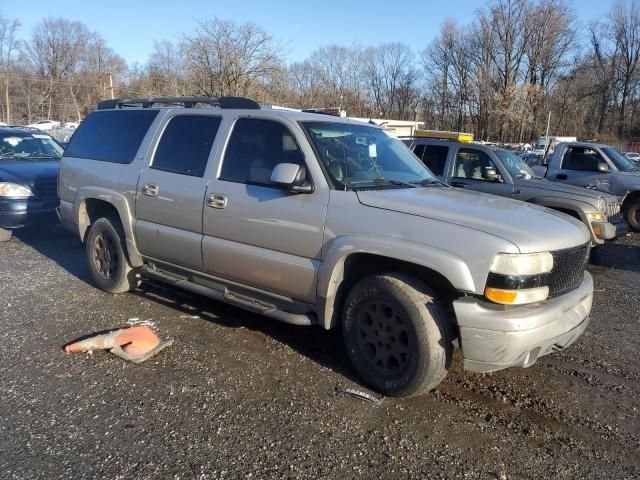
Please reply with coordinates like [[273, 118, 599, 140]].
[[0, 127, 63, 241]]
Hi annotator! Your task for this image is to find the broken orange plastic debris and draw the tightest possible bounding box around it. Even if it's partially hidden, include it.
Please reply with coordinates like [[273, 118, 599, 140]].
[[64, 325, 173, 363]]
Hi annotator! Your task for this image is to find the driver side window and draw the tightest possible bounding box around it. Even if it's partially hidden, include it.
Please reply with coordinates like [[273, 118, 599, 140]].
[[453, 148, 498, 180], [220, 118, 305, 186], [562, 147, 605, 172]]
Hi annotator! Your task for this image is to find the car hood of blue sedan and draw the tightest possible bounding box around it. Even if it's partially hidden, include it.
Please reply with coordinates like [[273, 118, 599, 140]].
[[0, 159, 60, 190]]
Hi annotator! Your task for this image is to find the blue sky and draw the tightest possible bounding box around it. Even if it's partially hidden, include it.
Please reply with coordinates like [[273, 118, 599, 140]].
[[4, 0, 616, 66]]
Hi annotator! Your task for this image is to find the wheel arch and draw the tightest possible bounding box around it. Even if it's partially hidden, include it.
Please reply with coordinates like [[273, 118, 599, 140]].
[[76, 188, 143, 267], [621, 190, 640, 211], [317, 236, 474, 330]]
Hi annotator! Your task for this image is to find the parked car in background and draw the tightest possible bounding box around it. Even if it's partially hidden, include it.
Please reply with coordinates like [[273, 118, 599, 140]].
[[0, 127, 63, 241], [623, 151, 640, 162], [520, 152, 543, 167], [59, 96, 594, 397], [26, 120, 61, 131], [404, 137, 627, 246], [532, 142, 640, 231]]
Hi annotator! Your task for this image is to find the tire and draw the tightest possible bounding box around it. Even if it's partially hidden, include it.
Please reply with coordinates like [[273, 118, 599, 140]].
[[0, 228, 12, 242], [625, 198, 640, 232], [342, 273, 452, 397], [85, 217, 140, 294]]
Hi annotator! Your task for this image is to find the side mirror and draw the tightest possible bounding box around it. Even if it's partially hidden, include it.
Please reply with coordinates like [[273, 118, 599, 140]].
[[271, 163, 313, 193], [597, 160, 609, 173], [482, 166, 502, 182]]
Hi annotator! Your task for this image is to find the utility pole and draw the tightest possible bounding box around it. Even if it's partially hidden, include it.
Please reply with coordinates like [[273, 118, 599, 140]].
[[107, 73, 114, 99], [544, 111, 551, 150]]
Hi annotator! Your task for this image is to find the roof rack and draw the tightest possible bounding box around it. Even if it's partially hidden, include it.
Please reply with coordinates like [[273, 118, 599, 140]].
[[96, 96, 261, 110]]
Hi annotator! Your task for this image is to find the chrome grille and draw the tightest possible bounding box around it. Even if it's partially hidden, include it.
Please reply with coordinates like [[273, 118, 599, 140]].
[[548, 243, 590, 298], [606, 201, 622, 224]]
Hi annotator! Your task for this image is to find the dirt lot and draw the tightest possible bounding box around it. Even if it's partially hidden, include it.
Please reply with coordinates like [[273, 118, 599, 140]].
[[0, 227, 638, 479]]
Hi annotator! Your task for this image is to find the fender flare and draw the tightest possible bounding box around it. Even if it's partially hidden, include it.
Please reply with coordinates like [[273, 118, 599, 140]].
[[525, 196, 594, 221], [317, 234, 475, 329], [76, 187, 143, 267]]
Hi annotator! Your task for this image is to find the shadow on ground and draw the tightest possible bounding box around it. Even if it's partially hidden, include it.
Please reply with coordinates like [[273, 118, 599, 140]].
[[590, 235, 640, 273], [14, 225, 362, 387], [131, 278, 361, 385]]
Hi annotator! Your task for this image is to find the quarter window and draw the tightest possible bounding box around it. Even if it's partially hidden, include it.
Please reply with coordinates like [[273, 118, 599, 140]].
[[152, 115, 221, 177], [220, 118, 305, 186], [65, 110, 158, 163], [453, 148, 498, 180]]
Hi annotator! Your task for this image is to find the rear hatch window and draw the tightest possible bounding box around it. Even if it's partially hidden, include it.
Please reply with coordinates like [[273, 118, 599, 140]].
[[65, 110, 159, 163]]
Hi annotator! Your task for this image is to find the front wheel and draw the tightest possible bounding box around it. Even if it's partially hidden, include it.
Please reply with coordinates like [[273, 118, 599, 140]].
[[342, 273, 452, 397], [625, 198, 640, 231], [85, 217, 140, 293]]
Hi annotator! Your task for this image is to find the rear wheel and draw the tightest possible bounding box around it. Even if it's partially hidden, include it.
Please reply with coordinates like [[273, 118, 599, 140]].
[[342, 273, 452, 397], [625, 198, 640, 231], [0, 228, 12, 242], [85, 217, 140, 293]]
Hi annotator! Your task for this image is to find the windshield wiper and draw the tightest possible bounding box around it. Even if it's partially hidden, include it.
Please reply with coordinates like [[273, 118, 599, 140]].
[[409, 178, 445, 187], [27, 155, 60, 160], [349, 177, 416, 189]]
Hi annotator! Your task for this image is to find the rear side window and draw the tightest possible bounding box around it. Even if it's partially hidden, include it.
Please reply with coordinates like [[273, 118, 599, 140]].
[[152, 115, 221, 177], [413, 143, 448, 176], [65, 110, 158, 163]]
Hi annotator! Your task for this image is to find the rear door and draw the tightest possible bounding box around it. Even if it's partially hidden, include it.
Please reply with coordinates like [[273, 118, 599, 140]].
[[135, 113, 222, 270], [412, 143, 450, 179], [448, 146, 515, 196], [202, 116, 329, 303]]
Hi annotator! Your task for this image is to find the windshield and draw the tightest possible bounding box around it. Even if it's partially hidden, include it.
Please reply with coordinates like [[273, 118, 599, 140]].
[[494, 150, 537, 177], [602, 147, 637, 171], [301, 121, 437, 189], [0, 132, 63, 160]]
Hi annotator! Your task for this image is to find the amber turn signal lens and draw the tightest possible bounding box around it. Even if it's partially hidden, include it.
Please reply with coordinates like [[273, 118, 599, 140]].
[[484, 288, 518, 304], [593, 226, 602, 237]]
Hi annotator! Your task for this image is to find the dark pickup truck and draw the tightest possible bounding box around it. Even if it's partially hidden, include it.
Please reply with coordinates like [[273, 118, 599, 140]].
[[529, 141, 640, 231], [404, 137, 628, 245]]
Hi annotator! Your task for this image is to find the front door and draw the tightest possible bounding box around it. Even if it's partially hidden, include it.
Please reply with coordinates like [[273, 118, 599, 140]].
[[554, 146, 610, 189], [135, 114, 222, 270], [202, 117, 329, 303], [449, 147, 515, 196]]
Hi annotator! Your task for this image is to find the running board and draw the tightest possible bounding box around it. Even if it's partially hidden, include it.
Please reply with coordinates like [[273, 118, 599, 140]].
[[141, 265, 315, 326]]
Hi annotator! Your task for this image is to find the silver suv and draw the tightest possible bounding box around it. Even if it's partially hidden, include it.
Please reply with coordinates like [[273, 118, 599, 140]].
[[59, 96, 594, 397]]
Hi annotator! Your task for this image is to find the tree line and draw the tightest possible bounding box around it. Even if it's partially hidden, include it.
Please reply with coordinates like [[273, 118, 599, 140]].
[[1, 0, 640, 144]]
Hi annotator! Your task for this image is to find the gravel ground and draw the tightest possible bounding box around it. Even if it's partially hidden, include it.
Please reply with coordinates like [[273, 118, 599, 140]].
[[0, 227, 638, 480]]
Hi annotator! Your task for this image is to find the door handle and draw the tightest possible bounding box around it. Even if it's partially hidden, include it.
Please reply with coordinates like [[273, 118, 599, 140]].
[[450, 182, 467, 188], [142, 184, 159, 197], [556, 174, 568, 180], [206, 193, 228, 209]]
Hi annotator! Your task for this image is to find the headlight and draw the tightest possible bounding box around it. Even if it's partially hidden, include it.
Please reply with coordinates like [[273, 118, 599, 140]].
[[586, 212, 605, 221], [489, 252, 553, 275], [0, 182, 33, 197], [485, 251, 553, 305]]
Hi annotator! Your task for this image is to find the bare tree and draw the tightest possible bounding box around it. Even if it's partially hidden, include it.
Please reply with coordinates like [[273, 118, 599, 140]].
[[182, 18, 285, 97], [0, 13, 20, 123]]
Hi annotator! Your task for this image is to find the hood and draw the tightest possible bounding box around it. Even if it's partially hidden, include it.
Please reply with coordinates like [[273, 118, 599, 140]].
[[515, 176, 611, 202], [615, 169, 640, 190], [356, 187, 589, 253], [0, 159, 59, 190]]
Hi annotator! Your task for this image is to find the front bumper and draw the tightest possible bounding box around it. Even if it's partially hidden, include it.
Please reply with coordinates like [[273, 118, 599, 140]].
[[0, 198, 59, 229], [453, 272, 593, 373], [592, 219, 628, 241]]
